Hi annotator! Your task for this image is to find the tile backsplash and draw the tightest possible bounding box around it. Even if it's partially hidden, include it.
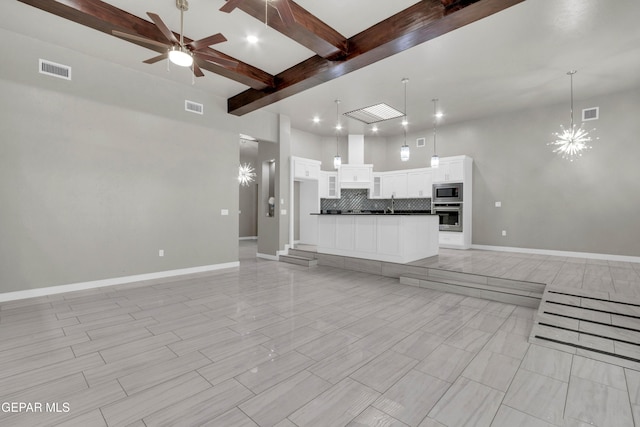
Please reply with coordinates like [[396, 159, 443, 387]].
[[321, 189, 431, 212]]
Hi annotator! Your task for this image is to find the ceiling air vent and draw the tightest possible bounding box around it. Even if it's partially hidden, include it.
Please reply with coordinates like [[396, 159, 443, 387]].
[[416, 137, 426, 147], [185, 100, 204, 115], [582, 107, 599, 121], [39, 59, 71, 80]]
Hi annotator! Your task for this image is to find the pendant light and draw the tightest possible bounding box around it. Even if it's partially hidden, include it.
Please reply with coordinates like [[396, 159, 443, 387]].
[[431, 98, 440, 168], [333, 99, 342, 170], [548, 70, 596, 161], [400, 78, 410, 161], [238, 163, 256, 186]]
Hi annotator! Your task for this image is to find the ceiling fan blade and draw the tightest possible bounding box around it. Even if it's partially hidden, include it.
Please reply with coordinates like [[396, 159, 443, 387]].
[[112, 30, 169, 48], [192, 61, 205, 78], [147, 12, 179, 45], [143, 53, 168, 64], [188, 33, 227, 51], [219, 0, 245, 13], [275, 0, 295, 26], [196, 52, 239, 68]]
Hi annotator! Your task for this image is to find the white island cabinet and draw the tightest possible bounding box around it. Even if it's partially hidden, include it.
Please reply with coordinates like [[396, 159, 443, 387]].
[[317, 214, 439, 264]]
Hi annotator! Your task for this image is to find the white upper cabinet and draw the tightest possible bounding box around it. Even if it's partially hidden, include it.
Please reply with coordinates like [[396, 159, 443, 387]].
[[382, 173, 408, 198], [433, 157, 467, 183], [319, 171, 339, 198], [407, 169, 433, 198], [293, 157, 321, 180], [370, 174, 383, 198], [339, 164, 373, 188]]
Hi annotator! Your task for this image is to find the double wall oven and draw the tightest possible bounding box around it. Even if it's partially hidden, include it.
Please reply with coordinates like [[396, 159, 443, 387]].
[[432, 183, 463, 232]]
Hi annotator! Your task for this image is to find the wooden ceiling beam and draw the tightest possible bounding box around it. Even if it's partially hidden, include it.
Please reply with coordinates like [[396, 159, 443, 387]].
[[18, 0, 275, 90], [228, 0, 525, 116], [226, 0, 348, 59]]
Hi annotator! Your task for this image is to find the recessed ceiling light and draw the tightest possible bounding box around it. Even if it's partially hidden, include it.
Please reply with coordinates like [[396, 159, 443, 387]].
[[335, 124, 342, 131], [371, 125, 379, 133], [312, 116, 320, 123], [246, 35, 259, 44], [435, 112, 444, 119]]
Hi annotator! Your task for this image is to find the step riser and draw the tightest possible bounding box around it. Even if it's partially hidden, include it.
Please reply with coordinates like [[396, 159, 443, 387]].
[[288, 249, 317, 259], [427, 269, 545, 293], [401, 276, 540, 308], [280, 256, 318, 267]]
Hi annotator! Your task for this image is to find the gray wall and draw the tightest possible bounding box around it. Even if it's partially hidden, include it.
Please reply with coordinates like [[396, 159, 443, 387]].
[[278, 115, 292, 251], [291, 129, 323, 162], [0, 29, 278, 293]]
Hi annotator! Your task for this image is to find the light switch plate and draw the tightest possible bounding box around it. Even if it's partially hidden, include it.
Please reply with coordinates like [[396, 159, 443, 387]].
[[281, 209, 287, 215], [159, 249, 164, 257], [221, 209, 229, 216], [495, 201, 502, 207]]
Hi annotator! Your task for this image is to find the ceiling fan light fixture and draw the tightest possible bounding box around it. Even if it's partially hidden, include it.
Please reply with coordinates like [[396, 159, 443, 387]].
[[169, 46, 193, 67]]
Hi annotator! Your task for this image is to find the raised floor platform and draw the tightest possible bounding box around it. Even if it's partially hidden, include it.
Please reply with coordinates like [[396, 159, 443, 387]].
[[286, 247, 545, 308]]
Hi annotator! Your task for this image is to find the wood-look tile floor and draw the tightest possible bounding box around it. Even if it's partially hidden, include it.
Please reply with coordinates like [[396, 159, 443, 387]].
[[1, 240, 639, 426]]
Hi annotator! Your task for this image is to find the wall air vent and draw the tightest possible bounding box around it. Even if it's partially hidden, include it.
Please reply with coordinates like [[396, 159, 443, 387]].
[[582, 107, 599, 121], [39, 59, 71, 80], [416, 137, 426, 147], [185, 100, 204, 115]]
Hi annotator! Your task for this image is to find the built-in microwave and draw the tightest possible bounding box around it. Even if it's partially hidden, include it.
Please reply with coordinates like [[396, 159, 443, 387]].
[[432, 182, 463, 203]]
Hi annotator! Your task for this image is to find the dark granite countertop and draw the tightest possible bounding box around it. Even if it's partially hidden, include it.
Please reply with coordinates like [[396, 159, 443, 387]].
[[311, 210, 437, 216]]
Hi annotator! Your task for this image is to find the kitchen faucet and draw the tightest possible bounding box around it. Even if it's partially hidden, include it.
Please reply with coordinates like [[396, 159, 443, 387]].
[[385, 194, 395, 214]]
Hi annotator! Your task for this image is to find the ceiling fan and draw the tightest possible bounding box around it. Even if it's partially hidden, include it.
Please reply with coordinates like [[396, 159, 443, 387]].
[[220, 0, 295, 26], [113, 0, 237, 77]]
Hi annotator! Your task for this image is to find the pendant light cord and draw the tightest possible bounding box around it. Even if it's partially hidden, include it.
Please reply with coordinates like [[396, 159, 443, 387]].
[[402, 78, 409, 144], [335, 99, 340, 156], [433, 98, 438, 154], [568, 70, 576, 130]]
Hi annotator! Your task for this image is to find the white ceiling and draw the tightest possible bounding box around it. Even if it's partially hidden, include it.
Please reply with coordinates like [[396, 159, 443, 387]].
[[3, 0, 640, 136]]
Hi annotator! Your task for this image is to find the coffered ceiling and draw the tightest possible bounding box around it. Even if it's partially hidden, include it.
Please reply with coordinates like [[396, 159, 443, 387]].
[[3, 0, 640, 136]]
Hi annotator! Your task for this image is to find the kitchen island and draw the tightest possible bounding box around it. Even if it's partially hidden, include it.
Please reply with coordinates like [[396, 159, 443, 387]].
[[314, 213, 439, 264]]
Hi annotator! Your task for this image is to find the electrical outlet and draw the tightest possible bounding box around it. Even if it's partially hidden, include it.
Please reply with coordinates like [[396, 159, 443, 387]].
[[281, 209, 287, 215], [502, 230, 507, 236], [159, 249, 164, 257], [495, 201, 502, 207]]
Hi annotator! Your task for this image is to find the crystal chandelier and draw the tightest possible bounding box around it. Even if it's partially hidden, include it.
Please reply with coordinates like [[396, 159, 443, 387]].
[[431, 98, 440, 168], [238, 163, 256, 186], [400, 78, 410, 161], [548, 70, 597, 161], [334, 99, 342, 170]]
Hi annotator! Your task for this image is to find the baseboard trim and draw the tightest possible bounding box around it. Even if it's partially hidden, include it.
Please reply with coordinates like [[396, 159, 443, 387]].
[[0, 262, 240, 303], [239, 236, 258, 241], [256, 253, 279, 261], [471, 244, 640, 263]]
